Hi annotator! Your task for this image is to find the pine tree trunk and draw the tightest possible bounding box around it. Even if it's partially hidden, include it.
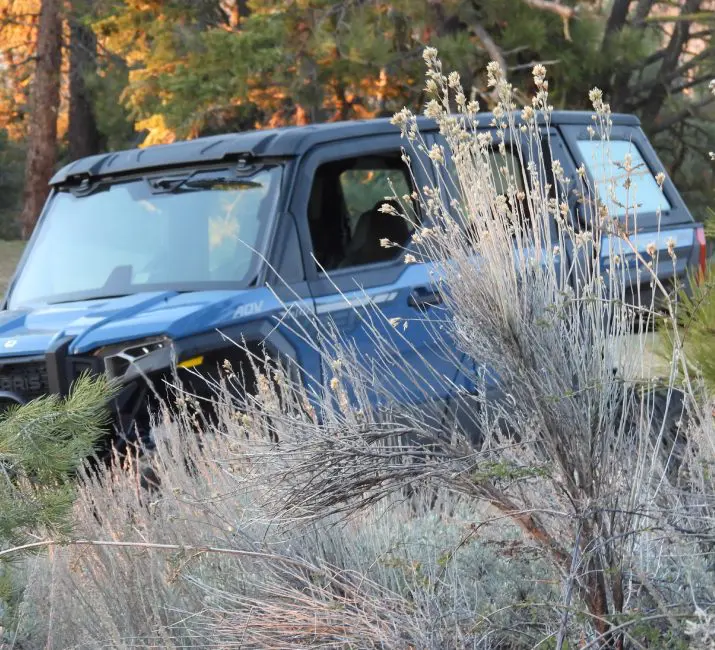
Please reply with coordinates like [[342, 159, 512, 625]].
[[20, 0, 62, 240], [69, 8, 102, 161]]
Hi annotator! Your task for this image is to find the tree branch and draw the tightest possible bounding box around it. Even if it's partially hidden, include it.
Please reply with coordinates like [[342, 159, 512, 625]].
[[469, 21, 507, 78], [673, 73, 715, 94], [687, 29, 714, 41], [632, 0, 656, 26], [604, 0, 632, 42], [643, 11, 715, 24], [0, 538, 322, 573], [650, 94, 715, 134], [521, 0, 575, 20], [630, 47, 713, 96], [521, 0, 576, 40]]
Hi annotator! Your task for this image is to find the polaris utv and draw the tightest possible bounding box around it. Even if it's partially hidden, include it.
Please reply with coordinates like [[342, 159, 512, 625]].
[[0, 112, 708, 451]]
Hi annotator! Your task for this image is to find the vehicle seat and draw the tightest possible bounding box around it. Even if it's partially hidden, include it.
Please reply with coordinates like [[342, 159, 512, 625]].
[[340, 199, 410, 268]]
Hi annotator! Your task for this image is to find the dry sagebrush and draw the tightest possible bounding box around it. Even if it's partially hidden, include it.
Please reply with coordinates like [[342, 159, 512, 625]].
[[14, 411, 559, 648], [9, 53, 715, 648]]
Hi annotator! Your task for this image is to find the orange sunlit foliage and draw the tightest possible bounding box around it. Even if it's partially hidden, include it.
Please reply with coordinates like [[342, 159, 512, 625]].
[[0, 0, 39, 140], [0, 0, 74, 141]]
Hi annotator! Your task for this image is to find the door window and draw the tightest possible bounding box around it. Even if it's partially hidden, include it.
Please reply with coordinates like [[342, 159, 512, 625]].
[[307, 155, 415, 271]]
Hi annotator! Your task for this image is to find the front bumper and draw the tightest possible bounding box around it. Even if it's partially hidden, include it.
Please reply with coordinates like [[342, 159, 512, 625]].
[[0, 337, 94, 409], [0, 336, 174, 454]]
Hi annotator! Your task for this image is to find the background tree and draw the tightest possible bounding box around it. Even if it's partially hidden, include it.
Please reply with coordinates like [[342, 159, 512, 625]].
[[0, 0, 713, 239], [18, 0, 61, 239], [95, 0, 714, 213], [68, 0, 103, 160]]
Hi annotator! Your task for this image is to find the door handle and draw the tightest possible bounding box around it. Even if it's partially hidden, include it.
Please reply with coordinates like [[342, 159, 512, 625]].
[[408, 287, 442, 309]]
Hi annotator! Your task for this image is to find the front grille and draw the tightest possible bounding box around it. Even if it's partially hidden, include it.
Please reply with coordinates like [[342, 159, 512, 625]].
[[0, 359, 50, 402]]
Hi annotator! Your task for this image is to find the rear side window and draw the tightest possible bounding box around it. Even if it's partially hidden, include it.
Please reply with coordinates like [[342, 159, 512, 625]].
[[575, 140, 671, 218]]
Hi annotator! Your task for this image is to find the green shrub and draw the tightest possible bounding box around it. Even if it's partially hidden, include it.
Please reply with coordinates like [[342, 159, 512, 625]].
[[0, 375, 114, 633], [0, 374, 113, 546], [661, 240, 715, 393]]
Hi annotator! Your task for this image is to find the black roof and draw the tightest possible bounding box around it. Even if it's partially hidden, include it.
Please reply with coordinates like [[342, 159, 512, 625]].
[[50, 111, 641, 185]]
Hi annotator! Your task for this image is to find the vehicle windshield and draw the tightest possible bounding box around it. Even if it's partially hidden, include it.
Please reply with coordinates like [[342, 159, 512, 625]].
[[7, 165, 282, 308]]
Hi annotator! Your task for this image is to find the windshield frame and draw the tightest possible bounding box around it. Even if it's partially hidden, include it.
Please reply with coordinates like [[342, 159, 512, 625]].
[[4, 162, 285, 310]]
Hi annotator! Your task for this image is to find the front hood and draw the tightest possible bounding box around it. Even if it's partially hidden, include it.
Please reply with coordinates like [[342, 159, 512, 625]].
[[0, 289, 272, 357]]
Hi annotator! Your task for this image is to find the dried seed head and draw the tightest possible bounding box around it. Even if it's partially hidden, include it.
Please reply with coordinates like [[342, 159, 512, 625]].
[[486, 61, 503, 87], [589, 87, 604, 111], [422, 46, 439, 66], [379, 202, 398, 215], [424, 99, 441, 119], [390, 107, 413, 129], [428, 144, 444, 164], [532, 64, 547, 87], [667, 237, 676, 257], [425, 78, 439, 96], [551, 159, 564, 181], [623, 153, 633, 173]]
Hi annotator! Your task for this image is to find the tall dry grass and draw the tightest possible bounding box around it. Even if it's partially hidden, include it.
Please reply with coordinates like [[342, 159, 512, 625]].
[[6, 53, 715, 648]]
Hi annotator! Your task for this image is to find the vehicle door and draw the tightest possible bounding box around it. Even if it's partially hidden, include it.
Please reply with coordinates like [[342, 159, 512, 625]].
[[290, 134, 464, 423]]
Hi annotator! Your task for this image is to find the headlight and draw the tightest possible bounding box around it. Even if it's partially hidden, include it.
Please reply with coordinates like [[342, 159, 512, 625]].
[[94, 336, 174, 381]]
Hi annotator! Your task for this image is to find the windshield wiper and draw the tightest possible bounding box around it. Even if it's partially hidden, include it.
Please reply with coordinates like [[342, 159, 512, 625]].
[[147, 158, 263, 194], [148, 175, 262, 194], [48, 294, 132, 305], [180, 178, 262, 191]]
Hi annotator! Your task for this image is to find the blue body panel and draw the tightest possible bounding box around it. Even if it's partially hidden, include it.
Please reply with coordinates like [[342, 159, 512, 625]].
[[0, 289, 296, 356]]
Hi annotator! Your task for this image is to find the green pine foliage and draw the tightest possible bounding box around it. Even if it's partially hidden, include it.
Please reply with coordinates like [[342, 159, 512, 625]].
[[0, 374, 113, 635], [0, 373, 114, 547], [661, 261, 715, 395], [84, 0, 713, 220], [99, 0, 615, 138], [661, 207, 715, 393]]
